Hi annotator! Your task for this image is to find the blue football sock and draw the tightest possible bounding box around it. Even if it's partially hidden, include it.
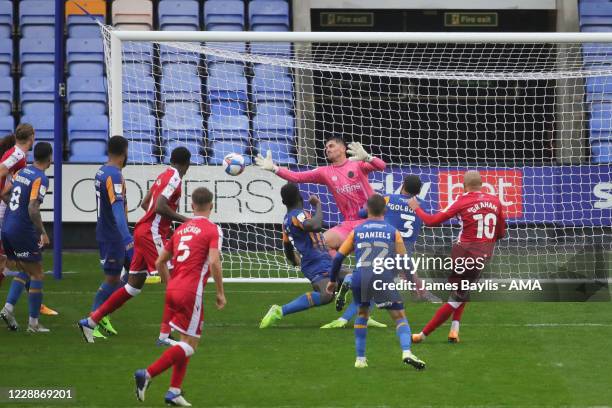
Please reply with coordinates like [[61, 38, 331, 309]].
[[354, 316, 368, 358], [28, 279, 43, 319], [281, 292, 321, 316], [6, 272, 29, 306], [92, 281, 122, 311], [396, 318, 412, 352], [341, 301, 358, 321]]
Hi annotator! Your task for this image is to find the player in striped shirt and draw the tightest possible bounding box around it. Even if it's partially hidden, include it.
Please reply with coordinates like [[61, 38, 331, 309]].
[[78, 147, 192, 344]]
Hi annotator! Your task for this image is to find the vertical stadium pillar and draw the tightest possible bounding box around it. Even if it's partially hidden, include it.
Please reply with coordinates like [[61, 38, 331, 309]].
[[53, 0, 64, 279]]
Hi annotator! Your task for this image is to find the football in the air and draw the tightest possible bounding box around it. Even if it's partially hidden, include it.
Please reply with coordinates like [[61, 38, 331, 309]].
[[223, 153, 246, 176]]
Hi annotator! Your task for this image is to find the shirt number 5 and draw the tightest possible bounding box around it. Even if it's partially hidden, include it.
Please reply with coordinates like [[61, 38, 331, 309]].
[[177, 235, 193, 262]]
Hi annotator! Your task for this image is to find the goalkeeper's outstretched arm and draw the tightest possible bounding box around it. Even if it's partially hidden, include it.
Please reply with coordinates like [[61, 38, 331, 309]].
[[255, 150, 324, 183]]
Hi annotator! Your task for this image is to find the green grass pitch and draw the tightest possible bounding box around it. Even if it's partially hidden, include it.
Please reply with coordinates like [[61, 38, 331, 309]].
[[1, 251, 612, 407]]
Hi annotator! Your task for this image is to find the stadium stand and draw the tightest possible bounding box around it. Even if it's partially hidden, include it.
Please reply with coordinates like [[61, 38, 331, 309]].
[[20, 0, 55, 39], [580, 0, 612, 162], [112, 0, 153, 31]]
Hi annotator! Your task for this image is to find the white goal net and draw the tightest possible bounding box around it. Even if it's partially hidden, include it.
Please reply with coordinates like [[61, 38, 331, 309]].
[[102, 27, 611, 287]]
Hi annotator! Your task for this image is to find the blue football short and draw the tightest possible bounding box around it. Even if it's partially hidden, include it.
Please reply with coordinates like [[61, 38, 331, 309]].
[[2, 230, 42, 263], [98, 240, 126, 275]]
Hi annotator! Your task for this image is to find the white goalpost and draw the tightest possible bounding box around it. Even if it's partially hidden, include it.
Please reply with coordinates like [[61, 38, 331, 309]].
[[102, 27, 612, 284]]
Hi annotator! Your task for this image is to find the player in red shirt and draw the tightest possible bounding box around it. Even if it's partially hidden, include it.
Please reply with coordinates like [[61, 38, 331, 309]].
[[408, 171, 506, 343], [78, 147, 192, 343], [134, 187, 226, 407]]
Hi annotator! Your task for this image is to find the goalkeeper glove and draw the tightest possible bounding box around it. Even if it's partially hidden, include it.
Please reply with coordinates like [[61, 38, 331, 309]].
[[347, 142, 373, 162], [255, 150, 279, 172]]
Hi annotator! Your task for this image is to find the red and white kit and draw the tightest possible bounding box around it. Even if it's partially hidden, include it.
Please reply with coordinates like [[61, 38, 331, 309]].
[[416, 191, 507, 284], [130, 167, 183, 274], [0, 146, 26, 251], [164, 217, 223, 338]]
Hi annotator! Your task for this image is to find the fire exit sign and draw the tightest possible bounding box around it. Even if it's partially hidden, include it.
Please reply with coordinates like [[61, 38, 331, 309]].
[[444, 12, 498, 27]]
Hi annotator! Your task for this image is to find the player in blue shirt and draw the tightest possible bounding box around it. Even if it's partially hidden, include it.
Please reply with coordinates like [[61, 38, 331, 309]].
[[89, 135, 133, 339], [0, 142, 52, 333], [326, 194, 426, 370], [259, 183, 385, 328], [362, 175, 439, 302]]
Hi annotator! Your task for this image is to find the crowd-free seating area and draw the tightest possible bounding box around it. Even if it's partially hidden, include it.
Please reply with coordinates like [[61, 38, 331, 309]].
[[580, 0, 612, 163], [5, 0, 294, 163]]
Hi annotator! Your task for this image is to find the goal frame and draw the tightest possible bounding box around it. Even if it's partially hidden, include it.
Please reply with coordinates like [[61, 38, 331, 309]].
[[107, 30, 612, 137], [106, 30, 612, 283]]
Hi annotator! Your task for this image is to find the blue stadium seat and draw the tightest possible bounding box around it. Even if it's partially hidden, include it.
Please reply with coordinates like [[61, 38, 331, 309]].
[[159, 1, 200, 31], [592, 142, 612, 163], [0, 39, 13, 77], [161, 75, 201, 103], [159, 44, 200, 76], [250, 42, 291, 58], [204, 1, 245, 31], [20, 76, 53, 116], [20, 38, 55, 77], [253, 113, 294, 140], [66, 38, 105, 77], [124, 106, 157, 142], [590, 103, 612, 140], [208, 62, 244, 78], [123, 74, 156, 106], [124, 42, 154, 65], [21, 114, 53, 141], [68, 115, 109, 162], [0, 115, 13, 135], [253, 64, 290, 80], [67, 76, 107, 115], [205, 41, 247, 64], [128, 140, 158, 164], [586, 76, 612, 100], [0, 76, 11, 116], [256, 102, 290, 117], [580, 2, 612, 29], [163, 140, 205, 165], [67, 15, 105, 38], [208, 75, 248, 111], [256, 140, 295, 164], [208, 140, 251, 165], [0, 1, 12, 39], [249, 1, 289, 31], [582, 43, 612, 66], [162, 103, 203, 141], [252, 76, 293, 109], [581, 25, 612, 32], [208, 114, 249, 141], [19, 0, 55, 38]]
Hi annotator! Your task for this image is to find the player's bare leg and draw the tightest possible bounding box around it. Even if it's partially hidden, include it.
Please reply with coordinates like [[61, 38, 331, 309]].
[[136, 332, 198, 406], [78, 272, 147, 343], [20, 260, 49, 333], [388, 308, 425, 370]]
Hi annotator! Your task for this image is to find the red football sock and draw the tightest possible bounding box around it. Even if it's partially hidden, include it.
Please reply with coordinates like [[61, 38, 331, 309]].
[[452, 303, 466, 321], [170, 357, 190, 388], [160, 303, 172, 335], [147, 345, 187, 378], [422, 303, 454, 336], [90, 287, 132, 323]]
